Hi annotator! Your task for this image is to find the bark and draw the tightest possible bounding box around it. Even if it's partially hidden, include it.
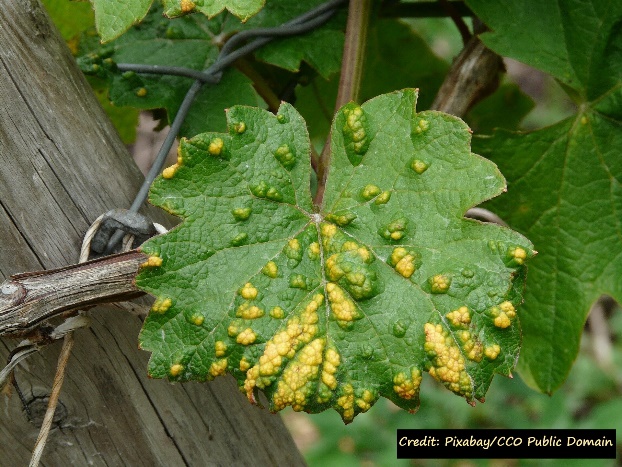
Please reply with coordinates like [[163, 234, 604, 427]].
[[0, 1, 305, 465]]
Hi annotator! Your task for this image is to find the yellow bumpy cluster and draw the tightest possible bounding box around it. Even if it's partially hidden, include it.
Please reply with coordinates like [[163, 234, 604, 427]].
[[485, 344, 501, 360], [321, 347, 340, 391], [424, 323, 472, 397], [458, 330, 483, 362], [343, 105, 367, 154], [446, 306, 471, 327], [490, 301, 516, 328], [508, 246, 528, 265], [389, 247, 417, 278], [151, 297, 172, 314], [243, 294, 323, 402], [272, 338, 325, 411], [209, 358, 228, 377], [326, 283, 359, 326], [430, 274, 451, 293], [337, 383, 355, 421], [393, 368, 422, 400]]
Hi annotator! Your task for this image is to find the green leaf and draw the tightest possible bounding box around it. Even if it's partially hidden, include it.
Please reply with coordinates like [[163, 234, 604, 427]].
[[79, 7, 262, 136], [42, 0, 95, 41], [464, 83, 534, 133], [223, 0, 346, 79], [466, 0, 621, 100], [135, 89, 533, 422], [468, 0, 622, 392], [162, 0, 265, 20], [90, 0, 153, 43]]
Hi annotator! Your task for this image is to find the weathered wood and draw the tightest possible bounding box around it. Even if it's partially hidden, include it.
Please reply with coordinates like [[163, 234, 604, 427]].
[[0, 1, 305, 465], [0, 251, 147, 336]]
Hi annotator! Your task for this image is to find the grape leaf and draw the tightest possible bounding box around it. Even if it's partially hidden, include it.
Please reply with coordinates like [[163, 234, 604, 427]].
[[221, 0, 346, 79], [90, 0, 153, 43], [79, 7, 262, 137], [467, 0, 622, 392], [162, 0, 264, 21], [89, 0, 265, 42], [135, 89, 533, 422]]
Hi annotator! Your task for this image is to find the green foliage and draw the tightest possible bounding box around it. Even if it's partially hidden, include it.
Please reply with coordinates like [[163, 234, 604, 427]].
[[89, 0, 266, 42], [78, 1, 346, 137], [468, 0, 622, 393], [136, 90, 533, 422], [162, 0, 265, 21], [90, 0, 152, 43]]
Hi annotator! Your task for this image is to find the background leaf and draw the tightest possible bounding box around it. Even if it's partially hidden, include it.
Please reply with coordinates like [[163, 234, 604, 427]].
[[467, 0, 622, 392], [162, 0, 265, 20], [136, 90, 533, 422], [79, 6, 262, 137], [90, 0, 153, 43]]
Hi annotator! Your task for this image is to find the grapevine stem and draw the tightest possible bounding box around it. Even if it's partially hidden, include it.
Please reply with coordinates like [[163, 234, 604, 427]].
[[314, 0, 372, 207]]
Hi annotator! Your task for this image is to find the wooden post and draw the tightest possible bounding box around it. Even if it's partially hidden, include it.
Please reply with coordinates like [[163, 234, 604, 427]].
[[0, 1, 305, 464]]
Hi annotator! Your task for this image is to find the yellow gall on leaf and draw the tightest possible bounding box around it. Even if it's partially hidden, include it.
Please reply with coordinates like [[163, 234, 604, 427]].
[[393, 368, 422, 400], [395, 255, 416, 278], [374, 191, 391, 205], [414, 118, 429, 134], [500, 301, 516, 318], [270, 306, 285, 319], [424, 323, 472, 398], [446, 306, 471, 327], [136, 87, 147, 97], [236, 302, 264, 319], [142, 255, 163, 268], [190, 314, 204, 326], [236, 328, 257, 345], [234, 121, 246, 133], [239, 357, 251, 372], [169, 364, 183, 377], [215, 341, 227, 357], [509, 246, 528, 265], [327, 283, 358, 323], [337, 383, 355, 422], [410, 159, 429, 174], [209, 358, 227, 377], [162, 163, 179, 179], [430, 274, 451, 293], [232, 207, 252, 221], [208, 137, 224, 156], [485, 344, 501, 360], [494, 314, 511, 328], [180, 0, 195, 12], [361, 184, 381, 200], [262, 261, 278, 278], [151, 297, 172, 314], [288, 238, 300, 251], [308, 242, 320, 259], [239, 282, 258, 300]]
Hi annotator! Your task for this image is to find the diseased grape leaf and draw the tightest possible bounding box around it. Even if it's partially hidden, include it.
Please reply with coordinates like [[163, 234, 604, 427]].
[[467, 0, 622, 392], [135, 89, 533, 422]]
